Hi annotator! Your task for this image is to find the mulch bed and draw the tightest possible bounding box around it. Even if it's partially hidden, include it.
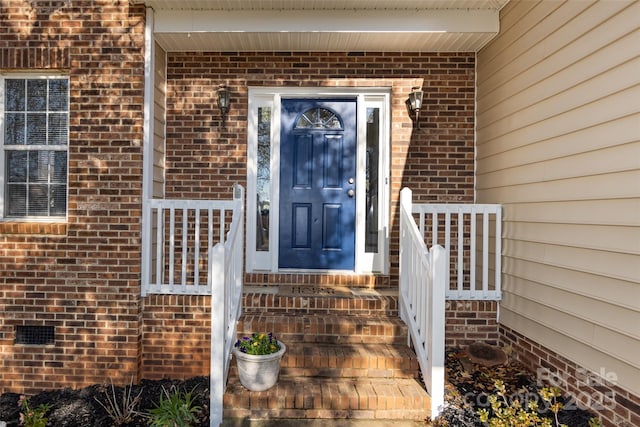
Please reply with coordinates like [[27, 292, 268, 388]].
[[435, 348, 599, 426], [0, 377, 210, 427], [0, 347, 600, 426]]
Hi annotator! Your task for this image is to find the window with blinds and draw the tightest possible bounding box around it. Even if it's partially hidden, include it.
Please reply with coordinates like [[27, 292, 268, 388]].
[[1, 76, 69, 219]]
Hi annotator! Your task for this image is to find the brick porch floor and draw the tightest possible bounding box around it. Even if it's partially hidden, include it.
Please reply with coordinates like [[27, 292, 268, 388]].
[[223, 285, 432, 424]]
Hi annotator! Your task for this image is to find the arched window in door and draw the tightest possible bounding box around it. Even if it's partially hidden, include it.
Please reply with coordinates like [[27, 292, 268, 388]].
[[295, 107, 343, 130]]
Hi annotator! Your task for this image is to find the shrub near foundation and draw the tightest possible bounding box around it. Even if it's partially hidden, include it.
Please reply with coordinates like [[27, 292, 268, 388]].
[[477, 380, 602, 427], [147, 386, 202, 427], [437, 349, 604, 427], [94, 380, 143, 426], [17, 396, 49, 427]]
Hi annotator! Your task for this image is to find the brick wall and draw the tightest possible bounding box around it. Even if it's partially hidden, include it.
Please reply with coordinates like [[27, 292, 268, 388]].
[[0, 0, 146, 394], [141, 295, 211, 380], [445, 300, 499, 348], [140, 52, 477, 380], [164, 51, 476, 280], [500, 325, 640, 427]]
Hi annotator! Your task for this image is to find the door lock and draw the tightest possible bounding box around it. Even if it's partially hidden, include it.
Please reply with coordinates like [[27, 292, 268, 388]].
[[348, 177, 354, 184]]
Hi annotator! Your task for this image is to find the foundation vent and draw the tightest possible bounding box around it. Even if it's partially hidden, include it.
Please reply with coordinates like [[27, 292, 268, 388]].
[[15, 325, 55, 345]]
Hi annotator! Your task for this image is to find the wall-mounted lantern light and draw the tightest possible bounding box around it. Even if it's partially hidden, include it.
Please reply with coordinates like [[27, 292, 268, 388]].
[[217, 84, 230, 124], [407, 86, 424, 127]]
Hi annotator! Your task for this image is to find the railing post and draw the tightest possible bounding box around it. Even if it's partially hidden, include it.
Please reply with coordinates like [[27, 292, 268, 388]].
[[210, 242, 225, 427], [495, 206, 502, 301], [141, 200, 151, 297], [399, 187, 412, 325], [233, 184, 245, 303], [429, 245, 446, 419]]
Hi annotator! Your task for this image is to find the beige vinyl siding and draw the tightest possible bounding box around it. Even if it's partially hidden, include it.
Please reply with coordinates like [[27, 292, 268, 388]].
[[476, 0, 640, 397], [153, 42, 167, 199], [151, 43, 167, 279]]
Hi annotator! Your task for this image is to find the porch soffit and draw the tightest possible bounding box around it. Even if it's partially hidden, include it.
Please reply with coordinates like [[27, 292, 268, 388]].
[[132, 0, 509, 52]]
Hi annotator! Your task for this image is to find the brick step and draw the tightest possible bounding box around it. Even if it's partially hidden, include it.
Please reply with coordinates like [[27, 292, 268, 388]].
[[237, 313, 408, 345], [223, 376, 430, 421], [229, 343, 420, 379], [242, 285, 399, 316], [228, 289, 429, 423]]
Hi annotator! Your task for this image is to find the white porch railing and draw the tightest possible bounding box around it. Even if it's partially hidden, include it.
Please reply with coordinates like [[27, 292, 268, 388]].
[[139, 185, 244, 427], [399, 188, 447, 420], [141, 189, 242, 296], [413, 202, 502, 300], [209, 185, 244, 427]]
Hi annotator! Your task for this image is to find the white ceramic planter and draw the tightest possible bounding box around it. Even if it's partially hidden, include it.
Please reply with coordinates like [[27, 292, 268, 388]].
[[232, 341, 286, 391]]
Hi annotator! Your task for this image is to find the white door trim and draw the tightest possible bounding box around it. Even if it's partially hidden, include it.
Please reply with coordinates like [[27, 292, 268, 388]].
[[246, 87, 390, 274]]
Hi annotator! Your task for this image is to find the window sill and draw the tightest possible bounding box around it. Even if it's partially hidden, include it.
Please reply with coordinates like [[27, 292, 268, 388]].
[[0, 222, 68, 235]]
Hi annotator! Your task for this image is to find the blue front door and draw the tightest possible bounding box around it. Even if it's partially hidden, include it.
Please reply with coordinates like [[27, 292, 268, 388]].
[[279, 99, 357, 269]]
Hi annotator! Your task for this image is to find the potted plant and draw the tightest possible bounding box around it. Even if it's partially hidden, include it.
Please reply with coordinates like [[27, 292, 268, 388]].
[[232, 332, 286, 391]]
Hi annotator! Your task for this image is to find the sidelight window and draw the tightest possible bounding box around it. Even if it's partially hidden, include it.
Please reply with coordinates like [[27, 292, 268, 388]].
[[256, 107, 271, 251], [365, 107, 380, 253]]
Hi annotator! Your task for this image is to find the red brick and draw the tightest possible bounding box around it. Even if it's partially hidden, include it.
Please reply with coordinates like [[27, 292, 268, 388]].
[[0, 0, 145, 394]]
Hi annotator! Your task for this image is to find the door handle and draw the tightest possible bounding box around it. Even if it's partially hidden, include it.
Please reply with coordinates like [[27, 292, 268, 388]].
[[347, 189, 355, 198]]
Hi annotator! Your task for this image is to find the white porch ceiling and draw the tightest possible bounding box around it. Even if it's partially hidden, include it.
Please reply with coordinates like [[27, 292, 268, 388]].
[[133, 0, 510, 52]]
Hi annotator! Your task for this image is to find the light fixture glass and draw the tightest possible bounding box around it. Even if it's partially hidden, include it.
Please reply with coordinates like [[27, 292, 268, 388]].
[[217, 84, 230, 119], [408, 87, 423, 115], [407, 86, 424, 128]]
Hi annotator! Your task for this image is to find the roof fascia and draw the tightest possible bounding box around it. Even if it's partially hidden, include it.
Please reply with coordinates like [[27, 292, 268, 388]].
[[154, 9, 499, 35]]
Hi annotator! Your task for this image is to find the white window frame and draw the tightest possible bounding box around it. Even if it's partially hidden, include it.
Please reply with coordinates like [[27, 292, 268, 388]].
[[246, 87, 390, 274], [0, 73, 69, 222]]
